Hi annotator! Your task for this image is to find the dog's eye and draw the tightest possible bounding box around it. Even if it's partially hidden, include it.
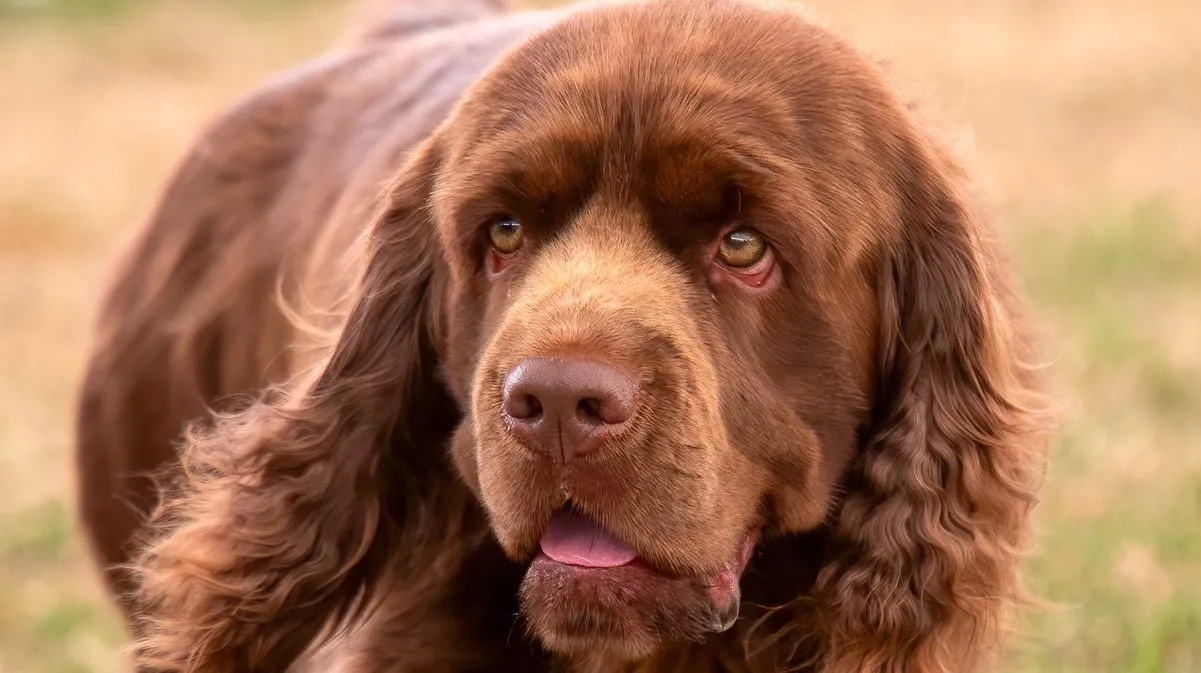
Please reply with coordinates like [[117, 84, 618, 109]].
[[488, 216, 524, 254], [717, 228, 767, 268]]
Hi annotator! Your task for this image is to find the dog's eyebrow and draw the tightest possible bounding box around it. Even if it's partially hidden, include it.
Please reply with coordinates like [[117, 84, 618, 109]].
[[451, 130, 603, 207]]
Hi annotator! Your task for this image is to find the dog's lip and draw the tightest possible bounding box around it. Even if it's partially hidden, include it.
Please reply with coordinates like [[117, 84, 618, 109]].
[[710, 523, 760, 584], [701, 524, 760, 629]]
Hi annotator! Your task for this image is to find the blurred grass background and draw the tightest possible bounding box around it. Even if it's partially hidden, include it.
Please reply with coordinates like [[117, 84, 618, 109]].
[[1, 0, 1198, 671]]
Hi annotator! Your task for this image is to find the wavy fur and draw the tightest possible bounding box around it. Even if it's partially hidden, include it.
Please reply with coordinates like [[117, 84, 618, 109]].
[[75, 1, 1051, 671]]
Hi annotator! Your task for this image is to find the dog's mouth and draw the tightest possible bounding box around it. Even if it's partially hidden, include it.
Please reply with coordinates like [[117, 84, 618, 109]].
[[521, 505, 760, 649], [539, 509, 759, 608], [538, 507, 639, 567]]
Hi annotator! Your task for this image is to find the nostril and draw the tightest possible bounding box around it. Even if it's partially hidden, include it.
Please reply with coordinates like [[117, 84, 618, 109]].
[[524, 395, 543, 418], [577, 397, 603, 424], [577, 394, 632, 426], [505, 392, 543, 421]]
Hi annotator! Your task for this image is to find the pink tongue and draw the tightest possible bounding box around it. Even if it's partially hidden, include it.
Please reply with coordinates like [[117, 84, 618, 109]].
[[540, 510, 637, 568]]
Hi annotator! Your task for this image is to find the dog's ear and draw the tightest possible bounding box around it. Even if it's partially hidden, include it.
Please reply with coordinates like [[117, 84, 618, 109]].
[[130, 140, 466, 672], [813, 132, 1050, 672]]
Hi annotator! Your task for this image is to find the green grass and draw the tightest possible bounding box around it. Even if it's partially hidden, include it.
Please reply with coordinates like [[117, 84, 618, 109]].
[[1006, 202, 1201, 673], [1, 1, 1198, 671], [0, 507, 126, 672]]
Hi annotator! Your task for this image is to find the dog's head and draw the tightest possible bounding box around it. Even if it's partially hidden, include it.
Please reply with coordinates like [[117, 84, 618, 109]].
[[371, 0, 1045, 665]]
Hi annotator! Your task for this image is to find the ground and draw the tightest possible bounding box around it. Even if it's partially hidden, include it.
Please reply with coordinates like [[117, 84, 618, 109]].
[[0, 0, 1198, 671]]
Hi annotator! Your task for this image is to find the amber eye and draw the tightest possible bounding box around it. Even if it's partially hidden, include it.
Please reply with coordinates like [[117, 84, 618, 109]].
[[488, 216, 524, 254], [717, 228, 767, 268]]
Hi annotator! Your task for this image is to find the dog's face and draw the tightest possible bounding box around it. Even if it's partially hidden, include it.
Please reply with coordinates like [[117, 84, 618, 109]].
[[425, 1, 897, 661]]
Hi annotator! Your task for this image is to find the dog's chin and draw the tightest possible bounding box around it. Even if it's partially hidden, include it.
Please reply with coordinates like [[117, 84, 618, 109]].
[[517, 510, 759, 662]]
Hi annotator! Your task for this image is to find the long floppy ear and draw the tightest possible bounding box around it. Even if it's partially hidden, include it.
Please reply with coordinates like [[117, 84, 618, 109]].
[[813, 133, 1050, 672], [130, 141, 460, 672]]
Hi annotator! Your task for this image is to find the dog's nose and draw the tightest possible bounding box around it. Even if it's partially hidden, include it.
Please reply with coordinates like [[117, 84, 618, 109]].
[[501, 357, 638, 463]]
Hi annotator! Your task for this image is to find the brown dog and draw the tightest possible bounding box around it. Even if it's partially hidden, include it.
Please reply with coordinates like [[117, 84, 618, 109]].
[[74, 0, 1051, 671]]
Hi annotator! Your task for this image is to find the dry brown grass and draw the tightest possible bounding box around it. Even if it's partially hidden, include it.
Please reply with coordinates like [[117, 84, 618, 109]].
[[1, 1, 1197, 671]]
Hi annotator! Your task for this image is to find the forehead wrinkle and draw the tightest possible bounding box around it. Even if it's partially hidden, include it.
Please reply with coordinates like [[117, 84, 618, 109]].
[[536, 72, 796, 214], [460, 11, 809, 206]]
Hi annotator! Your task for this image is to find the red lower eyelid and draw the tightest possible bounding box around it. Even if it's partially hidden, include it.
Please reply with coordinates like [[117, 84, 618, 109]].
[[714, 251, 775, 288], [710, 261, 775, 289], [489, 250, 507, 275], [733, 265, 773, 287], [740, 269, 772, 287]]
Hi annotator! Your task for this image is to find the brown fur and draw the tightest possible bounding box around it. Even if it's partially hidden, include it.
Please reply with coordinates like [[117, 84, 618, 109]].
[[74, 1, 1051, 671]]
